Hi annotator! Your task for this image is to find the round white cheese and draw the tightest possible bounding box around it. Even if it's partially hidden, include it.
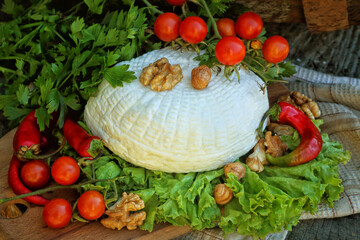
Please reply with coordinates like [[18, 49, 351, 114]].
[[84, 47, 269, 173]]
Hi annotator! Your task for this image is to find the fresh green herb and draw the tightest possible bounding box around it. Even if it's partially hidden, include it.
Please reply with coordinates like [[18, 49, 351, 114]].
[[0, 0, 149, 130]]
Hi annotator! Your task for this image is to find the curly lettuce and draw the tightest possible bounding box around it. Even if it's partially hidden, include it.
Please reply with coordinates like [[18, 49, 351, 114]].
[[84, 120, 350, 239]]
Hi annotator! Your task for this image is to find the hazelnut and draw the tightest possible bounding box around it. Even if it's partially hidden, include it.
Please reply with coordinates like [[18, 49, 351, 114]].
[[191, 65, 211, 90], [224, 162, 246, 180], [214, 184, 233, 205]]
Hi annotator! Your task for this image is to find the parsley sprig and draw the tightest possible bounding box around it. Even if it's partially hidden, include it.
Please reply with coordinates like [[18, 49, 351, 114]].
[[0, 0, 149, 130]]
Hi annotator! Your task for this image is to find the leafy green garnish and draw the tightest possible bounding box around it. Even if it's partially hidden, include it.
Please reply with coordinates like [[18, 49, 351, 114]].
[[0, 0, 148, 130], [78, 120, 349, 239]]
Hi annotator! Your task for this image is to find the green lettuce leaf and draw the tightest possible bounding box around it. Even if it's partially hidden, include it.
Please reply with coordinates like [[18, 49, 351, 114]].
[[85, 121, 350, 239]]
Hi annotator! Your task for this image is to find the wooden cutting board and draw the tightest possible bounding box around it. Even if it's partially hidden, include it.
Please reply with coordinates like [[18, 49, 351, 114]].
[[0, 83, 289, 240]]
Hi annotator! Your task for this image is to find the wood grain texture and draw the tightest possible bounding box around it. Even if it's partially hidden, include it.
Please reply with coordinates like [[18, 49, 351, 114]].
[[234, 0, 305, 23], [0, 83, 288, 240], [302, 0, 349, 33], [233, 0, 359, 32]]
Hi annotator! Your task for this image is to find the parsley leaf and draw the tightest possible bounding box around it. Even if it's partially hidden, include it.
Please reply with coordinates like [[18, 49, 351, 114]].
[[104, 64, 137, 87], [84, 0, 106, 15], [16, 84, 29, 105]]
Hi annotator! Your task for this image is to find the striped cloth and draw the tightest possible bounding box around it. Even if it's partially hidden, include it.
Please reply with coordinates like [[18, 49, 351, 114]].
[[180, 65, 360, 240]]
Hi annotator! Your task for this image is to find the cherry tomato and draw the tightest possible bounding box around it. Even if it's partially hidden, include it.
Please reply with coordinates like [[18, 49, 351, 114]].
[[179, 16, 207, 44], [235, 12, 263, 40], [20, 160, 50, 190], [154, 12, 181, 42], [77, 190, 105, 220], [262, 36, 289, 63], [51, 156, 80, 185], [215, 36, 246, 66], [43, 198, 72, 229], [166, 0, 186, 6], [216, 18, 236, 38]]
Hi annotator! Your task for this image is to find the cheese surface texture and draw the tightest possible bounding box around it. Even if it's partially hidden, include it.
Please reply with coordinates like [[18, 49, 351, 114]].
[[84, 48, 269, 173]]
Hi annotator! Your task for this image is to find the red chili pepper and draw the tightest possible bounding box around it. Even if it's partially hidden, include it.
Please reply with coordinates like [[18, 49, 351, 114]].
[[63, 119, 103, 158], [8, 155, 49, 205], [265, 102, 323, 166], [40, 133, 50, 150], [13, 111, 41, 161]]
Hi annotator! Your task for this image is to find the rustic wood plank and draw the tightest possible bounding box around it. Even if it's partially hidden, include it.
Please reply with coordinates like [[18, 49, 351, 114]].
[[232, 0, 359, 32], [302, 0, 349, 33], [133, 225, 192, 240], [268, 82, 289, 106], [234, 0, 305, 23]]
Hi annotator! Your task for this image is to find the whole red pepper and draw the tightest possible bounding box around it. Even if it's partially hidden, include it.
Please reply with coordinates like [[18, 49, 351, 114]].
[[13, 111, 41, 161], [63, 119, 103, 158], [265, 102, 323, 166], [8, 155, 49, 205], [40, 133, 50, 150]]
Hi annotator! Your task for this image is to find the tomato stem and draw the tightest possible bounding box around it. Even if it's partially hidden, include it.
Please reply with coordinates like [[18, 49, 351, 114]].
[[23, 136, 66, 160], [198, 0, 221, 39], [233, 66, 241, 83], [0, 177, 120, 205], [142, 0, 164, 15]]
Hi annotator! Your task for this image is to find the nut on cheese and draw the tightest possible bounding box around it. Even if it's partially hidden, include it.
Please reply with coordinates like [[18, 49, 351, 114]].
[[84, 47, 269, 173]]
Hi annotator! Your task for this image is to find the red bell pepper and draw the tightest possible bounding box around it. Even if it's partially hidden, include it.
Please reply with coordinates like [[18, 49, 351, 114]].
[[264, 102, 323, 166]]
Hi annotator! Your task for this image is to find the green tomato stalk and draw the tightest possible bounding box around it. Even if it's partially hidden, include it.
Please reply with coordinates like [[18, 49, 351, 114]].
[[0, 177, 120, 205], [198, 0, 221, 39]]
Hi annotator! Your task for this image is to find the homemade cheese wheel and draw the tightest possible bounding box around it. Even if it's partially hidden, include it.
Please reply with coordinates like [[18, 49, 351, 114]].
[[84, 48, 269, 173]]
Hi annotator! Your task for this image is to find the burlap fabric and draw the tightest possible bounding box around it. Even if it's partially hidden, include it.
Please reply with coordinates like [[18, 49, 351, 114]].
[[180, 66, 360, 240]]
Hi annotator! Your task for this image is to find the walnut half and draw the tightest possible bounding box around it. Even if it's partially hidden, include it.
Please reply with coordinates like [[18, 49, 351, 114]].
[[264, 131, 288, 158], [101, 192, 146, 231], [246, 139, 267, 173], [139, 58, 183, 92], [278, 91, 321, 119]]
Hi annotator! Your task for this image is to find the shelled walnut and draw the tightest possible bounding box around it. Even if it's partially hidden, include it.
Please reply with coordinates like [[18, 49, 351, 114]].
[[246, 139, 267, 173], [264, 131, 288, 157], [278, 91, 321, 119], [139, 58, 183, 92], [268, 123, 295, 136], [101, 192, 146, 231]]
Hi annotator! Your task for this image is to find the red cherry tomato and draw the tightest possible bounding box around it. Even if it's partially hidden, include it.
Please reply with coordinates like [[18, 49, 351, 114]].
[[51, 156, 80, 185], [166, 0, 186, 6], [216, 18, 236, 38], [20, 160, 50, 190], [43, 198, 72, 229], [215, 36, 246, 66], [154, 12, 181, 42], [235, 12, 263, 40], [262, 36, 289, 63], [77, 190, 105, 220], [179, 16, 207, 44]]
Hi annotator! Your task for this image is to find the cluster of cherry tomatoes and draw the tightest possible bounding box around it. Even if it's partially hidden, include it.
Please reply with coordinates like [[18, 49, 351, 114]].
[[20, 156, 80, 191], [20, 157, 105, 228], [154, 9, 289, 67]]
